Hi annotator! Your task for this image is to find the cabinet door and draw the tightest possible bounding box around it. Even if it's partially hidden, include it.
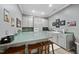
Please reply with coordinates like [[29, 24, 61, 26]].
[[51, 33, 58, 44], [22, 16, 33, 27], [58, 34, 66, 48], [66, 34, 73, 49]]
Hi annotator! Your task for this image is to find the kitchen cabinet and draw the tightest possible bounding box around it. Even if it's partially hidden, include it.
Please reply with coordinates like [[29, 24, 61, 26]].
[[34, 17, 48, 32], [22, 16, 33, 27], [49, 32, 73, 49], [49, 32, 59, 44], [22, 16, 48, 32], [58, 34, 66, 48], [58, 33, 73, 49]]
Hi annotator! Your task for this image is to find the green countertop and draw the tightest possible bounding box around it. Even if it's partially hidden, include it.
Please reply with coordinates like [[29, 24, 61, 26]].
[[13, 32, 50, 43], [0, 31, 51, 46]]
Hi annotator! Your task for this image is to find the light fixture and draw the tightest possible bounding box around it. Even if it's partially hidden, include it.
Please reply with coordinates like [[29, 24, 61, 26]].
[[32, 10, 35, 13], [49, 4, 52, 7]]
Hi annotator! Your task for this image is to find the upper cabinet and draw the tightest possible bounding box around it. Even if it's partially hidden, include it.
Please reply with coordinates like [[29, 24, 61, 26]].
[[22, 16, 48, 28], [22, 16, 33, 27]]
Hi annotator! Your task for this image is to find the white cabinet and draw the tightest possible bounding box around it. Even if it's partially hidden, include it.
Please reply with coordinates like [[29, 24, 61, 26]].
[[49, 32, 59, 44], [75, 42, 79, 54], [58, 34, 66, 48], [22, 16, 48, 32], [34, 17, 48, 31], [22, 16, 33, 27], [49, 32, 73, 49], [58, 33, 73, 49], [52, 33, 58, 44]]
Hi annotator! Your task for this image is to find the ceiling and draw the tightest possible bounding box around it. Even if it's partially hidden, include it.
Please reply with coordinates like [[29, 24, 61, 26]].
[[18, 4, 70, 17]]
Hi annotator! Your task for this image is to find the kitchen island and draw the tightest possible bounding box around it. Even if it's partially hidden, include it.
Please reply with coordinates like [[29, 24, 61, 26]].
[[0, 31, 52, 47]]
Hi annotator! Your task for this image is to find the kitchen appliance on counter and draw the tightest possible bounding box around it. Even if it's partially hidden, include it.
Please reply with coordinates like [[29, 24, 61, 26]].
[[42, 27, 49, 31], [0, 35, 14, 44]]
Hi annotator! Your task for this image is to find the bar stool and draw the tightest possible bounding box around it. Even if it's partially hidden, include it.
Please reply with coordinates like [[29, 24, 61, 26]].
[[41, 40, 54, 54], [3, 45, 25, 54], [49, 41, 54, 54], [28, 42, 43, 54], [28, 41, 54, 54], [41, 41, 49, 54]]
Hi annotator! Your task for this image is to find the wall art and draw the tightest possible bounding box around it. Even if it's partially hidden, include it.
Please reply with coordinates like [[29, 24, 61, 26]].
[[60, 20, 65, 26], [67, 21, 76, 26], [16, 18, 21, 28], [11, 17, 15, 27], [4, 9, 11, 23]]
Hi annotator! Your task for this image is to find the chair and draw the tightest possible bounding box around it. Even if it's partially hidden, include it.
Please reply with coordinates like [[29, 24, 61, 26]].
[[3, 45, 25, 54]]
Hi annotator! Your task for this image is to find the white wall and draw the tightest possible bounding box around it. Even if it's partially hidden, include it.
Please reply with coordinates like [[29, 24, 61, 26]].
[[0, 4, 22, 38], [48, 4, 79, 41]]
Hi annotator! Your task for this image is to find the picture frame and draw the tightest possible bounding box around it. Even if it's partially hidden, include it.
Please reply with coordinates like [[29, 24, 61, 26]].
[[52, 22, 56, 26], [16, 18, 21, 28], [11, 17, 15, 27], [60, 20, 65, 26], [56, 19, 60, 23], [67, 21, 76, 26], [56, 23, 60, 28], [4, 9, 10, 23]]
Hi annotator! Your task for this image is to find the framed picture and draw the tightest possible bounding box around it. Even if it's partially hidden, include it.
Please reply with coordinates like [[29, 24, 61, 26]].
[[67, 21, 76, 26], [16, 18, 21, 28], [56, 23, 60, 28], [56, 19, 60, 23], [11, 17, 15, 27], [60, 20, 65, 26], [52, 22, 56, 26], [4, 9, 10, 23]]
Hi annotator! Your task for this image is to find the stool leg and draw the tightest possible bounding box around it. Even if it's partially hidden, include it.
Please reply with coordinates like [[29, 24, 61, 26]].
[[38, 48, 41, 54], [45, 45, 47, 54], [48, 44, 50, 54], [51, 43, 54, 54], [41, 46, 43, 54], [28, 49, 31, 54], [40, 47, 43, 54]]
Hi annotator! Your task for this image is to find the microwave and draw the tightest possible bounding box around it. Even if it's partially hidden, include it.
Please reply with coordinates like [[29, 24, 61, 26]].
[[0, 35, 14, 44]]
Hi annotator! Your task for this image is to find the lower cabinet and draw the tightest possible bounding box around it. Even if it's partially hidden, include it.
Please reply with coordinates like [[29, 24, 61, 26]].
[[50, 33, 58, 44], [58, 33, 73, 49], [49, 32, 73, 49], [58, 34, 66, 48]]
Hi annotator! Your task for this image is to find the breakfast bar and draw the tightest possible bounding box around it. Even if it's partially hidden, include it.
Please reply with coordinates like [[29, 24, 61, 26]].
[[0, 31, 55, 53], [0, 32, 52, 46]]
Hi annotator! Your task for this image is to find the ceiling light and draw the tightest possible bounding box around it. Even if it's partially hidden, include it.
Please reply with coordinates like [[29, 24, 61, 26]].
[[49, 4, 52, 7], [32, 10, 35, 13], [41, 12, 45, 15]]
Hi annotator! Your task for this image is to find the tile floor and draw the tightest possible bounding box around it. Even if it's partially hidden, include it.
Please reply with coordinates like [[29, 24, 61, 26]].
[[50, 44, 75, 54]]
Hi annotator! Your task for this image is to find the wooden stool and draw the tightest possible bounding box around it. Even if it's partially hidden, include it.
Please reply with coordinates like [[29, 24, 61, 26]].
[[3, 45, 25, 54], [28, 42, 43, 54], [41, 41, 49, 54], [42, 41, 54, 54], [49, 41, 54, 54], [28, 41, 54, 54]]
